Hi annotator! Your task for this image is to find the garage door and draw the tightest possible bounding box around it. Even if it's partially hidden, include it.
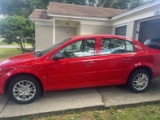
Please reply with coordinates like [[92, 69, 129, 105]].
[[138, 19, 160, 43]]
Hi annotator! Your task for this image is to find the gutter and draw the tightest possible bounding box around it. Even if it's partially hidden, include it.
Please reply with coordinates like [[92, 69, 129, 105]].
[[47, 13, 110, 21]]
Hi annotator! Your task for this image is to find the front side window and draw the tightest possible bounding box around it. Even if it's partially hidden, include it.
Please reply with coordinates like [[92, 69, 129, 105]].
[[100, 38, 134, 55], [36, 38, 70, 57], [59, 39, 95, 58]]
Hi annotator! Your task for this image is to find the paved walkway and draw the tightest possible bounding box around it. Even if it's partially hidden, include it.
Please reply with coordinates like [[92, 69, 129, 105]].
[[0, 78, 160, 119]]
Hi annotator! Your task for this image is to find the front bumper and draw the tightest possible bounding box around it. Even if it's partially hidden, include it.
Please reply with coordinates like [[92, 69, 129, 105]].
[[0, 71, 5, 94]]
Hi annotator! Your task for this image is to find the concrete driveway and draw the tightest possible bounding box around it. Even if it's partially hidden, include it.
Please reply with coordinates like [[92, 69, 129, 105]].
[[0, 78, 160, 119]]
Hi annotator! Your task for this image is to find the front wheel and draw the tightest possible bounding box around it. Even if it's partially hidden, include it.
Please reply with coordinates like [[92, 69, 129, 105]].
[[8, 75, 42, 104], [127, 69, 151, 93]]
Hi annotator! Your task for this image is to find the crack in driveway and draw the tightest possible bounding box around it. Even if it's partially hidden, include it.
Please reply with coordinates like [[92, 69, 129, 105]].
[[0, 98, 10, 114], [95, 88, 107, 106]]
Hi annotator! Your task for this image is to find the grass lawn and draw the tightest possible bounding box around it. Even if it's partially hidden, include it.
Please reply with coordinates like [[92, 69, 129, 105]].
[[0, 48, 21, 60], [23, 104, 160, 120]]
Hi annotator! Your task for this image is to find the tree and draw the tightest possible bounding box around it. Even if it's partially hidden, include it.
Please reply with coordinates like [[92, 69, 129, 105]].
[[89, 0, 155, 9], [0, 16, 35, 52], [0, 0, 45, 17], [92, 0, 130, 9], [129, 0, 155, 9], [42, 0, 89, 6], [0, 0, 155, 17]]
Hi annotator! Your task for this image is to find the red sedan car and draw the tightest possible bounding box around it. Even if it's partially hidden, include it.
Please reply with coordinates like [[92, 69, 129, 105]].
[[0, 35, 160, 104]]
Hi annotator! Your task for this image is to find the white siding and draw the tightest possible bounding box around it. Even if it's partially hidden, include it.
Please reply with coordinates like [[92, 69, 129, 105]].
[[80, 24, 112, 35], [55, 26, 77, 43], [35, 25, 53, 50]]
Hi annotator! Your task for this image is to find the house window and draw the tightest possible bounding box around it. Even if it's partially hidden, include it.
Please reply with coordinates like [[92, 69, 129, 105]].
[[115, 25, 127, 36]]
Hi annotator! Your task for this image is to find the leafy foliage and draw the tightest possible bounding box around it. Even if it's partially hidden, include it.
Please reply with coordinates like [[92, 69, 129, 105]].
[[95, 0, 130, 9], [0, 16, 35, 52], [0, 0, 156, 17], [90, 0, 155, 9], [0, 0, 45, 17], [129, 0, 153, 9]]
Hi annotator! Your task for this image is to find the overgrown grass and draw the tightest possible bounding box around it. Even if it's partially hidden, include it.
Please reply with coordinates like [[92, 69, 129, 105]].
[[0, 41, 17, 45], [0, 41, 31, 46], [22, 104, 160, 120], [0, 48, 21, 60]]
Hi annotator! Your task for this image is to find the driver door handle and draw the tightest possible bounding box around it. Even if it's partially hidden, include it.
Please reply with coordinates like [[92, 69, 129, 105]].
[[86, 61, 95, 66]]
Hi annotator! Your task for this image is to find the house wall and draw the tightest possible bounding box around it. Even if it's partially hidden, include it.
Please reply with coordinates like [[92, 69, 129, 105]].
[[112, 3, 160, 26], [33, 1, 160, 50], [80, 24, 112, 35], [111, 3, 160, 39], [112, 21, 136, 38], [77, 24, 80, 35], [35, 21, 53, 50], [55, 26, 77, 43]]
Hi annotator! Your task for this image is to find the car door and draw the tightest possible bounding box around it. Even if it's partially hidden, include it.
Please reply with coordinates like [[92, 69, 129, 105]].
[[97, 38, 135, 85], [47, 38, 98, 90]]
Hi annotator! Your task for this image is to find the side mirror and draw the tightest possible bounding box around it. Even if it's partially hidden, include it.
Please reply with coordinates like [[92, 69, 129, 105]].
[[52, 52, 64, 60]]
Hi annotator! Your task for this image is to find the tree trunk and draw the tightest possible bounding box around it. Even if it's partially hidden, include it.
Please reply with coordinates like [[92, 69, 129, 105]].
[[18, 39, 25, 53], [101, 0, 107, 7]]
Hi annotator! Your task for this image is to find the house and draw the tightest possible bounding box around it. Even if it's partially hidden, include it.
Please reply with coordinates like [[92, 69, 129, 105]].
[[29, 1, 160, 50]]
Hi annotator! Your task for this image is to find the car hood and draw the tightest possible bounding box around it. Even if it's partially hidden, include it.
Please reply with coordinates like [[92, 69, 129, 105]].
[[0, 52, 36, 68]]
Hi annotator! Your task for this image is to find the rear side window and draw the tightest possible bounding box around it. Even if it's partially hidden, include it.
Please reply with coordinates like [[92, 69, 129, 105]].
[[100, 38, 134, 55], [126, 41, 134, 52]]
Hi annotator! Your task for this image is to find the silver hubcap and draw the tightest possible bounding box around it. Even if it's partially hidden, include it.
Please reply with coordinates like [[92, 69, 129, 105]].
[[133, 73, 149, 91], [13, 80, 36, 101]]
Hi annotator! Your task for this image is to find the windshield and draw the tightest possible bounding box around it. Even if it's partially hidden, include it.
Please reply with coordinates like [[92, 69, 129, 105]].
[[35, 38, 71, 57]]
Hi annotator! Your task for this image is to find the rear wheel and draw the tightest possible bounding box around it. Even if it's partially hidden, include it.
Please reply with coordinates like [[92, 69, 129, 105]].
[[8, 75, 42, 104], [127, 69, 151, 93]]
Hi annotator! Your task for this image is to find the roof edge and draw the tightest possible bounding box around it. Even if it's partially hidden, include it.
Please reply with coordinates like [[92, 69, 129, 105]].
[[112, 0, 160, 20], [29, 18, 52, 22], [47, 13, 110, 21]]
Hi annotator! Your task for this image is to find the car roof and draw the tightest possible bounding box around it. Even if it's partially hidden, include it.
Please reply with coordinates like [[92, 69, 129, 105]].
[[71, 34, 133, 41]]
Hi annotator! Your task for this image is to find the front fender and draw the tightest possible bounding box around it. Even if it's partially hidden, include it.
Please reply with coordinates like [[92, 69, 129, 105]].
[[0, 67, 48, 94]]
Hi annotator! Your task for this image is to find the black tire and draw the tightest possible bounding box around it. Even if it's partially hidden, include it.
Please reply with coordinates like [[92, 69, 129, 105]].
[[127, 69, 151, 93], [8, 75, 42, 104]]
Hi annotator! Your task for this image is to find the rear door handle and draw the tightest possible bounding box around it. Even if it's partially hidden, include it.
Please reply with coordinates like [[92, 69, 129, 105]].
[[123, 58, 131, 61], [86, 61, 95, 66], [86, 61, 95, 64]]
